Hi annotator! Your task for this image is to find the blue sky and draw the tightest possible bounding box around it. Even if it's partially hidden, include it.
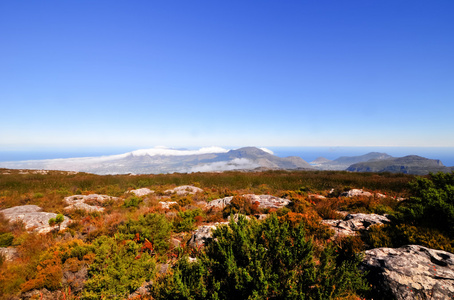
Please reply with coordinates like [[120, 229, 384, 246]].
[[1, 0, 453, 151]]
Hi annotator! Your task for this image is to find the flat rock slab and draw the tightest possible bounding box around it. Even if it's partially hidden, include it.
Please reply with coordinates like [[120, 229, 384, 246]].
[[0, 205, 71, 234], [341, 189, 373, 197], [361, 245, 454, 299], [64, 194, 119, 212], [128, 188, 154, 197], [164, 185, 204, 195], [322, 213, 391, 237], [207, 194, 291, 210]]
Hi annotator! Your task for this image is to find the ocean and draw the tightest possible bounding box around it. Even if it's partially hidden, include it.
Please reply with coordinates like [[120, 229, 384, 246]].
[[1, 146, 454, 167]]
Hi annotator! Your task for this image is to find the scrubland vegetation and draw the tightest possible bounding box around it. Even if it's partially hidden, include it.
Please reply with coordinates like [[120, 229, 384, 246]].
[[0, 169, 453, 299]]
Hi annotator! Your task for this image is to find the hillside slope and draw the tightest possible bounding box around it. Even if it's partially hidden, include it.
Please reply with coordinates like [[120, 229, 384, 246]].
[[347, 155, 454, 175]]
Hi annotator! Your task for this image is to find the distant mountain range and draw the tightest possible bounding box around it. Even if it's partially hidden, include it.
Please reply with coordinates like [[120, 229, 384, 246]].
[[346, 155, 454, 175], [0, 147, 312, 175], [1, 147, 452, 175], [310, 152, 393, 170]]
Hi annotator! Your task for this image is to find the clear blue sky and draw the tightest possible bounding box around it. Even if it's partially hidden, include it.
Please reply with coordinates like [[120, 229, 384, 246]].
[[1, 0, 453, 151]]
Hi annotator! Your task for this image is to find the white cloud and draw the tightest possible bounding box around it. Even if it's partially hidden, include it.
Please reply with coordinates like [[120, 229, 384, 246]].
[[188, 158, 260, 173], [259, 147, 274, 155], [129, 146, 229, 157]]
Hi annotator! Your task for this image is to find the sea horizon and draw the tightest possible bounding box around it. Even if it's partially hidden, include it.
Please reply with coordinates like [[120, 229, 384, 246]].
[[1, 146, 453, 168]]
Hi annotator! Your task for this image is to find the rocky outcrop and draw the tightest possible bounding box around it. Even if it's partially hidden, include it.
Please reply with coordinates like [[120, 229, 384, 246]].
[[188, 222, 229, 247], [207, 196, 234, 209], [164, 185, 203, 195], [308, 194, 326, 200], [361, 245, 454, 299], [207, 194, 291, 210], [321, 213, 390, 237], [246, 194, 291, 209], [64, 194, 119, 212], [0, 247, 19, 261], [128, 280, 153, 299], [21, 289, 64, 300], [158, 201, 178, 209], [340, 189, 373, 197], [0, 205, 71, 234], [128, 188, 154, 197]]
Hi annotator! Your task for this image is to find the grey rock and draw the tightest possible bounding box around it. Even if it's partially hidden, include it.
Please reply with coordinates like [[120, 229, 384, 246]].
[[207, 196, 233, 209], [164, 185, 203, 195], [62, 265, 88, 294], [21, 289, 63, 300], [340, 189, 373, 197], [188, 222, 229, 247], [128, 280, 153, 299], [361, 245, 454, 299], [128, 188, 154, 197], [321, 213, 390, 237], [244, 194, 291, 209], [0, 205, 71, 234], [159, 201, 178, 209], [207, 194, 291, 210], [308, 194, 326, 200], [0, 247, 19, 261], [64, 194, 119, 212]]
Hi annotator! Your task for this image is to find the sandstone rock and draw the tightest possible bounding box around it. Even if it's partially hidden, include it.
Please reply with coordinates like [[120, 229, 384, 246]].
[[227, 214, 251, 222], [188, 222, 229, 247], [0, 205, 71, 234], [157, 263, 169, 274], [128, 280, 153, 299], [65, 201, 105, 212], [244, 194, 291, 209], [254, 214, 268, 220], [308, 194, 326, 200], [207, 194, 291, 210], [64, 194, 119, 212], [128, 188, 154, 197], [340, 189, 373, 197], [164, 185, 203, 195], [0, 247, 19, 261], [21, 288, 63, 300], [207, 196, 233, 209], [361, 245, 454, 300], [62, 264, 88, 294], [170, 238, 181, 248], [321, 213, 390, 237], [159, 201, 178, 209]]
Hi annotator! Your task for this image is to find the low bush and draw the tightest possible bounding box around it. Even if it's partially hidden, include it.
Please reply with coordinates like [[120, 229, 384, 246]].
[[153, 214, 368, 299], [82, 236, 156, 300], [0, 232, 14, 247], [116, 213, 172, 255], [173, 209, 204, 233]]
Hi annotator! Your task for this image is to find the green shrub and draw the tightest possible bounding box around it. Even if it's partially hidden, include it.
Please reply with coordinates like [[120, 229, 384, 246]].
[[154, 214, 368, 299], [123, 195, 143, 208], [0, 232, 14, 247], [399, 172, 454, 238], [83, 236, 156, 300], [173, 209, 204, 233], [116, 213, 172, 255], [364, 223, 454, 252]]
